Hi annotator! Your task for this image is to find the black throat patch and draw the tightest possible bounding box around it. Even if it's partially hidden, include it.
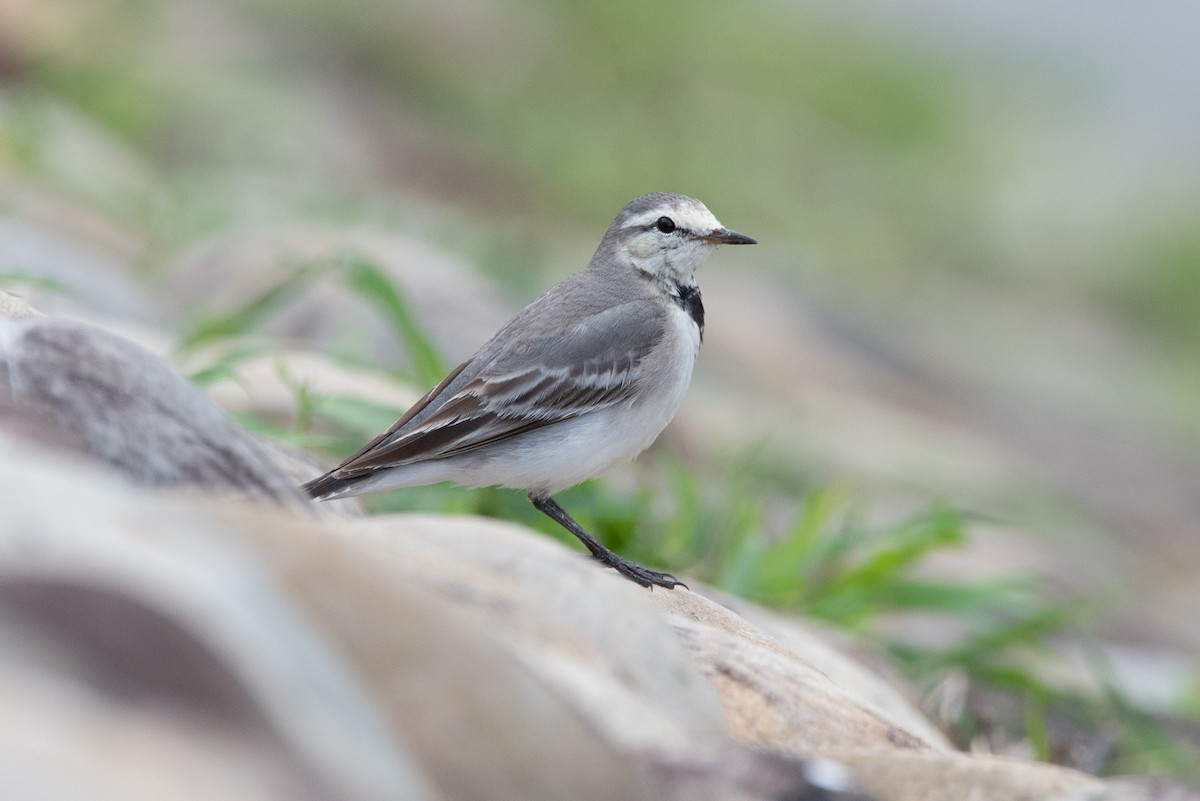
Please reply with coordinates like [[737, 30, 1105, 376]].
[[673, 282, 704, 339]]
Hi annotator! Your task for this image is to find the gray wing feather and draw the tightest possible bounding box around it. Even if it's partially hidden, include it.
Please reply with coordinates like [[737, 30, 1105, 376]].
[[331, 299, 667, 476]]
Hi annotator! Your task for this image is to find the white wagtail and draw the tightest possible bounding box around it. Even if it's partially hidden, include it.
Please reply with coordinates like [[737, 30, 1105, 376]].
[[304, 193, 755, 588]]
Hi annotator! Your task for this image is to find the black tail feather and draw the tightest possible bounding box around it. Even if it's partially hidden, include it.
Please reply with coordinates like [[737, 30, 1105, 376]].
[[301, 471, 362, 500]]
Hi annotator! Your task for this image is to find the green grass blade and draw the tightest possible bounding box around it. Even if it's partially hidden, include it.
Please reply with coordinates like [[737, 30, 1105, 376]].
[[0, 271, 77, 297], [177, 265, 318, 352], [338, 255, 447, 387], [185, 344, 264, 388]]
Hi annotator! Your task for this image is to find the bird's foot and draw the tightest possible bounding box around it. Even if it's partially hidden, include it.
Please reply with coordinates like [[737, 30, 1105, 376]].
[[596, 553, 687, 590]]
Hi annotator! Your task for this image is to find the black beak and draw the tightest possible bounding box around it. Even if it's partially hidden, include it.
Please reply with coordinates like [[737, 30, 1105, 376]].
[[704, 228, 757, 246]]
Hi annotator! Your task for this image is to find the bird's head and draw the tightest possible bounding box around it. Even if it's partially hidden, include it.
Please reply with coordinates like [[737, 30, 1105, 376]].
[[597, 193, 756, 287]]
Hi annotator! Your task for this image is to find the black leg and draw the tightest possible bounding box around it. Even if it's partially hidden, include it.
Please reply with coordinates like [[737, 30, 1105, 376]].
[[529, 493, 685, 590]]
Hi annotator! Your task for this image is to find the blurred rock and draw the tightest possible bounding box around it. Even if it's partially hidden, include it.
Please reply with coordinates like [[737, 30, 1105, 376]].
[[833, 751, 1099, 801], [263, 512, 1136, 801], [0, 433, 856, 801], [0, 288, 40, 317], [332, 514, 732, 757], [0, 207, 151, 323], [0, 436, 434, 801], [653, 588, 944, 755], [1059, 778, 1200, 801], [0, 316, 304, 505], [211, 506, 661, 801], [692, 587, 951, 749], [0, 577, 414, 801], [0, 426, 1183, 800]]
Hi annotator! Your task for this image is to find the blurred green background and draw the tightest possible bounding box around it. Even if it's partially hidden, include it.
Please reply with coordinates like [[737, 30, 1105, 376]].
[[4, 0, 1199, 340], [2, 0, 1199, 781]]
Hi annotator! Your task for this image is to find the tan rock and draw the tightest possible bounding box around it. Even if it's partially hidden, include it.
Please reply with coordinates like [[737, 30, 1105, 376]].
[[0, 435, 435, 801], [335, 514, 732, 756], [694, 588, 950, 748], [1059, 777, 1200, 801], [214, 506, 659, 801], [649, 586, 942, 756], [1, 426, 1188, 801], [835, 750, 1101, 801]]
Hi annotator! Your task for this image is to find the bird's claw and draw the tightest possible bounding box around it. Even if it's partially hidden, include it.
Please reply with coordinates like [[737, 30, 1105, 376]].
[[609, 557, 687, 590]]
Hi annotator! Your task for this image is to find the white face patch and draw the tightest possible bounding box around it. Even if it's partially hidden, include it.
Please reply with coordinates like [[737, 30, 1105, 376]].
[[609, 194, 742, 288], [620, 198, 729, 285]]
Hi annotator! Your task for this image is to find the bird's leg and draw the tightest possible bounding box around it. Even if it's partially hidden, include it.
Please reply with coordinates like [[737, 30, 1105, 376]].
[[528, 493, 685, 590]]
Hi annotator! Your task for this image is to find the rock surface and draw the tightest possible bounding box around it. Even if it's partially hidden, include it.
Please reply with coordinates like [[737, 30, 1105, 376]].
[[0, 315, 307, 506], [2, 309, 1197, 800]]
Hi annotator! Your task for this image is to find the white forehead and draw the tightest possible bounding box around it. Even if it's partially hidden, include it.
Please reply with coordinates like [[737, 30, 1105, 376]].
[[621, 199, 722, 233]]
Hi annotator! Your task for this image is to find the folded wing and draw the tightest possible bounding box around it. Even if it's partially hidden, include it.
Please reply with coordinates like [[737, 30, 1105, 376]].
[[329, 299, 666, 477]]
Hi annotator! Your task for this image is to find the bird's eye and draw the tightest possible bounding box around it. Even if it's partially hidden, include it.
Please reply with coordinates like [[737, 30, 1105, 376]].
[[655, 216, 676, 234]]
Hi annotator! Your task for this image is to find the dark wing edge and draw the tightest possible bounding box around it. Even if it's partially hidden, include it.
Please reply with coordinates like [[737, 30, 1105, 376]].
[[301, 359, 470, 497], [301, 469, 365, 500]]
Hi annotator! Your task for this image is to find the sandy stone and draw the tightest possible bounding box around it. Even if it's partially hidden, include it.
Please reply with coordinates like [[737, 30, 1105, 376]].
[[337, 514, 732, 756], [0, 436, 433, 801], [835, 750, 1100, 801], [693, 587, 951, 748], [212, 506, 657, 801]]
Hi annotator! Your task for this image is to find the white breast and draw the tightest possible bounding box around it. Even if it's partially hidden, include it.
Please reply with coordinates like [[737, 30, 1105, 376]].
[[625, 300, 701, 449]]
